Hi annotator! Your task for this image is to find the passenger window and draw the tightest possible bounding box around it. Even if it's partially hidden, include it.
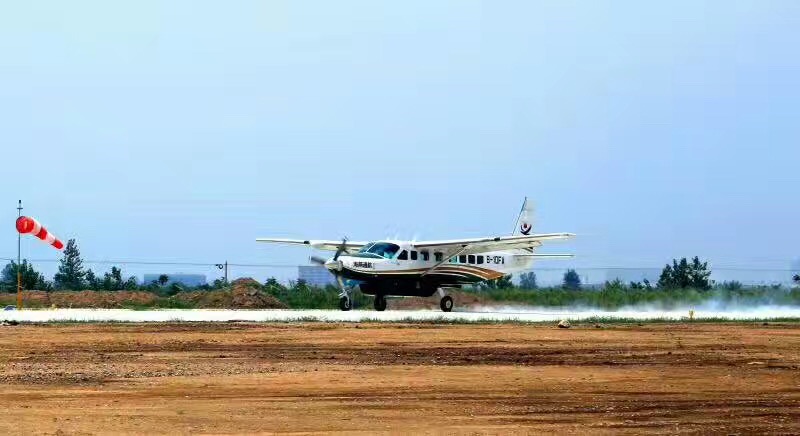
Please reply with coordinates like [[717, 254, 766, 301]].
[[421, 251, 430, 261], [410, 251, 418, 261], [449, 257, 456, 263], [468, 255, 475, 264], [398, 250, 408, 260], [434, 252, 443, 262], [459, 255, 467, 264], [477, 255, 484, 264]]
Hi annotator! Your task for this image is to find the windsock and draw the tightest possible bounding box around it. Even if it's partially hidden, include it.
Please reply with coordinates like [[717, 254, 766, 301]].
[[15, 216, 64, 250]]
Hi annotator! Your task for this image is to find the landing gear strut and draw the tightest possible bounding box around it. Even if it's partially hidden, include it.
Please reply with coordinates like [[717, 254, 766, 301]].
[[439, 295, 454, 312], [373, 295, 387, 311]]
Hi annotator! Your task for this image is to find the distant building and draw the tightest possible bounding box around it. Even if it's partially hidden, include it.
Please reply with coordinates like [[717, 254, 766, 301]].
[[298, 266, 336, 287], [143, 274, 206, 287], [605, 268, 662, 285]]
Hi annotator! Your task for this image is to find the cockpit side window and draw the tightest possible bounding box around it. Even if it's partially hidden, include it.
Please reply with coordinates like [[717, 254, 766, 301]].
[[365, 242, 400, 259], [398, 250, 408, 260], [357, 243, 375, 253]]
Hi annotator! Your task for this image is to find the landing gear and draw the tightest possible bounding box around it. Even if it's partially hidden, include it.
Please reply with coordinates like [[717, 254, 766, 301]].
[[338, 295, 352, 311], [440, 295, 454, 312], [373, 295, 387, 311]]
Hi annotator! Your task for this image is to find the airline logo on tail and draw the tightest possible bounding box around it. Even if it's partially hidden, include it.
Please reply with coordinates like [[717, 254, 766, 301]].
[[513, 197, 535, 236]]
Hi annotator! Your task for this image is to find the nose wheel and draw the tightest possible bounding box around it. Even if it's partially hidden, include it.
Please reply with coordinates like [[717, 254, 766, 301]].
[[440, 295, 454, 312], [338, 295, 352, 311]]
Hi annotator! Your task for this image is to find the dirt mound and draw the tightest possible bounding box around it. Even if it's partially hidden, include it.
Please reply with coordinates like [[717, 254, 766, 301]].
[[0, 290, 158, 308], [0, 291, 52, 307], [231, 278, 262, 288], [175, 290, 232, 308], [49, 291, 158, 308], [1, 278, 287, 309], [231, 287, 286, 309], [175, 278, 287, 309]]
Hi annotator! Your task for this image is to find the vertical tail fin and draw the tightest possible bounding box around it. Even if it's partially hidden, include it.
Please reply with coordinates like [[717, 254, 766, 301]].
[[512, 197, 535, 236]]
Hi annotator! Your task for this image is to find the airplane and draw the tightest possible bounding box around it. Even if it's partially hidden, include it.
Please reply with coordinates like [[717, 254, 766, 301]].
[[257, 198, 574, 312]]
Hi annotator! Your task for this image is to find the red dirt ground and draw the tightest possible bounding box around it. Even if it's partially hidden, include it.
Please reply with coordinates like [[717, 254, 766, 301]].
[[0, 322, 798, 434]]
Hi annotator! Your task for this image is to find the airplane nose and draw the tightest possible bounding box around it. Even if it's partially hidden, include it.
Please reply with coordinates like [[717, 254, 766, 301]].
[[324, 259, 342, 271]]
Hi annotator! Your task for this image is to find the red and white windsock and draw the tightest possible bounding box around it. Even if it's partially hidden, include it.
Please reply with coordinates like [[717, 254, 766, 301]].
[[15, 216, 64, 250]]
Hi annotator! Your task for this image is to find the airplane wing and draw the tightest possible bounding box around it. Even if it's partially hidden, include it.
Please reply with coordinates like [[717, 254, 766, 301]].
[[256, 238, 369, 252], [412, 233, 574, 255], [512, 253, 575, 259]]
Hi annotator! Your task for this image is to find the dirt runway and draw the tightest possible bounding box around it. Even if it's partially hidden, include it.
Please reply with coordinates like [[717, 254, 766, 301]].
[[1, 322, 799, 434]]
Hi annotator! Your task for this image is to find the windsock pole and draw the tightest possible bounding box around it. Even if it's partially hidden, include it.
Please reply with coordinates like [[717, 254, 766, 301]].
[[17, 200, 22, 310], [14, 206, 65, 309]]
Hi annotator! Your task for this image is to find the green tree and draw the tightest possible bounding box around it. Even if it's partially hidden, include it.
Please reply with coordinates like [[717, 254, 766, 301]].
[[124, 276, 139, 290], [794, 274, 800, 285], [562, 269, 581, 290], [688, 257, 712, 290], [102, 266, 124, 291], [85, 269, 101, 290], [719, 280, 743, 291], [1, 260, 50, 291], [496, 274, 513, 289], [657, 257, 712, 290], [53, 239, 86, 290], [481, 274, 514, 290], [519, 272, 538, 290], [264, 277, 286, 291], [166, 282, 183, 296], [157, 274, 169, 287], [657, 264, 674, 289]]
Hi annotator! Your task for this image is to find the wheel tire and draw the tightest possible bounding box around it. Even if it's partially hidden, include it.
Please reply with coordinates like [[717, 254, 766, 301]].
[[440, 296, 454, 312], [339, 296, 352, 311], [374, 296, 387, 311]]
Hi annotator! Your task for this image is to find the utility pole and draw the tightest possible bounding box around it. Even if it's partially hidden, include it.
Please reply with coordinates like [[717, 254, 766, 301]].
[[17, 200, 22, 310], [216, 261, 229, 285]]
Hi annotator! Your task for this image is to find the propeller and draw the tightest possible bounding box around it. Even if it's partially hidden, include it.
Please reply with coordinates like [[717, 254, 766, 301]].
[[308, 237, 350, 294], [333, 237, 349, 261], [308, 237, 354, 309]]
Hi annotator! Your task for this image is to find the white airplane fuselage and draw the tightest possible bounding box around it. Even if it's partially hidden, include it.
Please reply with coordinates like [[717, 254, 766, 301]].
[[325, 241, 534, 297]]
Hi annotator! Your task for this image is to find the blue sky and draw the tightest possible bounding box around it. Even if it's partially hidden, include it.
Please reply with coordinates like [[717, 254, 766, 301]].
[[1, 1, 799, 282]]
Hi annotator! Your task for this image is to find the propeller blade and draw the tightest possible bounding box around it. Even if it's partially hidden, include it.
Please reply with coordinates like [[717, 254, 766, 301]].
[[309, 256, 327, 265], [333, 236, 349, 261]]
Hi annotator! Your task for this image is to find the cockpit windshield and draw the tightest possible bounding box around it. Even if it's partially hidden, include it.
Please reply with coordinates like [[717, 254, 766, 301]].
[[358, 242, 400, 259]]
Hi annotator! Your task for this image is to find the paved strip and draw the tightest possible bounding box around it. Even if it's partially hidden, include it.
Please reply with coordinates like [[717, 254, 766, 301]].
[[3, 307, 800, 322]]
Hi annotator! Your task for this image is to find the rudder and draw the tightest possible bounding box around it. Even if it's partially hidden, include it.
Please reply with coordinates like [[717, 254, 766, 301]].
[[512, 197, 535, 236]]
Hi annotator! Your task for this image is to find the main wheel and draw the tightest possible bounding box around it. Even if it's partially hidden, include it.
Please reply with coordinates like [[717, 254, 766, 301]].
[[339, 296, 352, 311], [373, 295, 387, 311], [440, 295, 454, 312]]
